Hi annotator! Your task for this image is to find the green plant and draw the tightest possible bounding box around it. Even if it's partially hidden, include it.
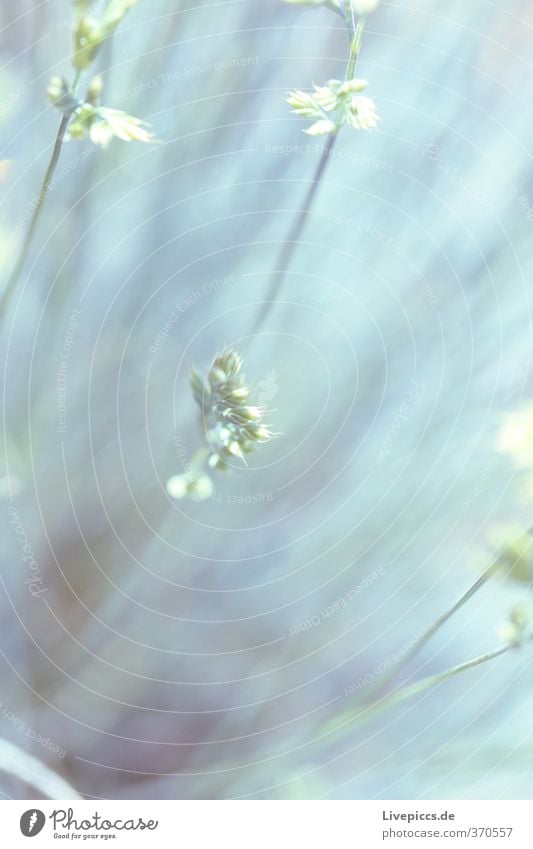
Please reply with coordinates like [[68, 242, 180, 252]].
[[166, 348, 277, 501], [318, 632, 533, 746], [318, 542, 533, 744], [252, 0, 380, 332], [1, 0, 154, 313]]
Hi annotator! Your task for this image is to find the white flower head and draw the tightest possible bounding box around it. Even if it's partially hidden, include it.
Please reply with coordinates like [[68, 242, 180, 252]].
[[351, 0, 380, 15], [72, 0, 139, 71], [286, 90, 322, 119], [346, 95, 380, 130], [67, 102, 154, 148], [305, 119, 337, 136], [167, 349, 278, 502], [192, 348, 276, 467], [97, 107, 154, 144], [166, 473, 214, 502], [287, 78, 379, 135]]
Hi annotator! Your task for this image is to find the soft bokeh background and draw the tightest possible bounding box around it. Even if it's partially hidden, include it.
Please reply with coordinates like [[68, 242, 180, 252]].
[[1, 0, 533, 799]]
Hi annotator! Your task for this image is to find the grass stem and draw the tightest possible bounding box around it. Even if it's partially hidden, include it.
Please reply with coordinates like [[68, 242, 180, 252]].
[[1, 71, 82, 314], [365, 563, 497, 702], [317, 641, 516, 745], [252, 18, 367, 334]]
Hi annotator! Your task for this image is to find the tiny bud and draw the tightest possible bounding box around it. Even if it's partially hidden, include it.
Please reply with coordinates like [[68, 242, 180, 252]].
[[493, 527, 533, 584], [227, 387, 250, 402], [208, 454, 227, 470], [305, 119, 337, 136], [498, 602, 532, 646], [208, 367, 227, 386], [510, 602, 532, 631], [498, 621, 522, 647], [47, 77, 79, 113], [216, 426, 232, 443], [166, 474, 189, 499], [68, 119, 90, 140], [339, 78, 368, 95], [246, 424, 272, 442], [351, 0, 380, 14], [241, 406, 263, 422], [86, 74, 103, 105], [47, 76, 68, 104], [219, 350, 242, 377], [228, 441, 244, 459], [226, 411, 251, 426], [187, 474, 214, 501], [73, 17, 104, 70], [190, 369, 210, 407]]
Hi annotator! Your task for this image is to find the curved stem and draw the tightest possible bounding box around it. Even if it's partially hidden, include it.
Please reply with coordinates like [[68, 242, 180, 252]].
[[346, 19, 365, 81], [252, 133, 337, 333], [317, 642, 515, 744], [252, 18, 367, 335], [365, 562, 497, 701], [1, 71, 82, 314], [1, 114, 70, 313]]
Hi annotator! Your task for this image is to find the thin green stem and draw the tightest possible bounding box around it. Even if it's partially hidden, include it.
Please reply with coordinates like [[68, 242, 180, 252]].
[[1, 114, 70, 313], [346, 20, 365, 80], [365, 562, 497, 701], [343, 0, 355, 39], [188, 444, 210, 477], [72, 69, 82, 95], [252, 14, 367, 334], [251, 133, 337, 333], [317, 642, 516, 745], [1, 70, 83, 314]]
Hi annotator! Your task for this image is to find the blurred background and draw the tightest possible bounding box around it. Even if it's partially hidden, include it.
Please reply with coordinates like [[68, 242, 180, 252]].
[[1, 0, 533, 799]]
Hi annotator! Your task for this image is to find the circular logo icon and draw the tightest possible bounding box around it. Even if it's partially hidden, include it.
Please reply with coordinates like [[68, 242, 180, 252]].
[[20, 810, 46, 837]]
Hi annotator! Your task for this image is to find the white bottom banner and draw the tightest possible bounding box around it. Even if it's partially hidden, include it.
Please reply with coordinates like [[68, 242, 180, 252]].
[[1, 800, 530, 847]]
